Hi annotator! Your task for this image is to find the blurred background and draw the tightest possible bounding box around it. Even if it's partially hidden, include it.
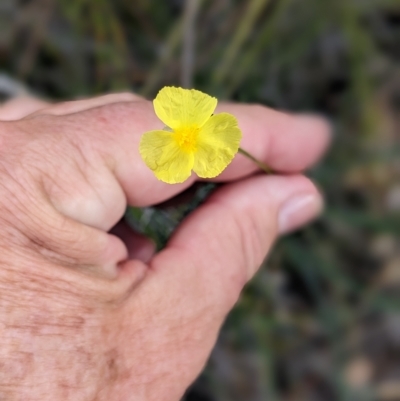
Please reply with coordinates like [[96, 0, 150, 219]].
[[1, 0, 399, 400]]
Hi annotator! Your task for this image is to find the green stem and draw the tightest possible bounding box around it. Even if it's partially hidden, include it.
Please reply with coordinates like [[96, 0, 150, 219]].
[[238, 147, 272, 174]]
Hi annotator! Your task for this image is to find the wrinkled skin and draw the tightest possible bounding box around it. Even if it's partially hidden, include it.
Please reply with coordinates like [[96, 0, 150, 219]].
[[0, 93, 330, 401]]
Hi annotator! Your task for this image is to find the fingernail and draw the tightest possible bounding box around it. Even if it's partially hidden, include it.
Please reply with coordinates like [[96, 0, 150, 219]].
[[278, 193, 323, 234]]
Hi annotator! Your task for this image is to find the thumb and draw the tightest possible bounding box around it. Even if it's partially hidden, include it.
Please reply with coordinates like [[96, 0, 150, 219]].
[[117, 174, 322, 400], [149, 174, 322, 312]]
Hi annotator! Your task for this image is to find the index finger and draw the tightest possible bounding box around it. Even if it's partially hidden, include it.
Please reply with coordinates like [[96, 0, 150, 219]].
[[215, 103, 331, 180], [104, 100, 330, 206], [24, 99, 330, 208]]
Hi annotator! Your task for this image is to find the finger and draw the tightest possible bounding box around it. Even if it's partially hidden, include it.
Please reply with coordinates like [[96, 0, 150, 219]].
[[16, 193, 141, 280], [163, 174, 322, 291], [109, 220, 156, 263], [118, 175, 322, 399], [0, 97, 49, 120], [18, 100, 329, 233], [58, 100, 330, 210], [33, 92, 144, 116], [215, 103, 332, 179], [149, 174, 322, 310], [31, 195, 149, 285]]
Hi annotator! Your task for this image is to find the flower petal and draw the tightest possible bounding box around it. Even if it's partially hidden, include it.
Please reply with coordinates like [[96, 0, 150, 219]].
[[153, 87, 217, 130], [139, 130, 194, 184], [193, 113, 242, 178]]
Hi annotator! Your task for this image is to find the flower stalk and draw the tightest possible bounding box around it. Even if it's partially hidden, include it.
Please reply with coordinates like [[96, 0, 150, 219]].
[[238, 147, 272, 174]]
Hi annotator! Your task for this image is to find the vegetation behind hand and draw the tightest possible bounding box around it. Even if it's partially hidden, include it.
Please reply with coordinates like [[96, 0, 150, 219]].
[[1, 0, 399, 400]]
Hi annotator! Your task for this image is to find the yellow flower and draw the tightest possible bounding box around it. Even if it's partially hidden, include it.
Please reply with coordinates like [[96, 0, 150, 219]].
[[139, 86, 242, 184]]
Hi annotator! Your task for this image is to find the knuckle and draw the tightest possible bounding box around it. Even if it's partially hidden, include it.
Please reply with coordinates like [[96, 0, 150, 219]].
[[0, 118, 132, 289], [87, 99, 154, 136], [0, 121, 79, 263]]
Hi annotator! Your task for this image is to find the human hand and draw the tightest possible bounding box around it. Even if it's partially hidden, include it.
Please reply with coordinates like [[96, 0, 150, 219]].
[[0, 93, 330, 401]]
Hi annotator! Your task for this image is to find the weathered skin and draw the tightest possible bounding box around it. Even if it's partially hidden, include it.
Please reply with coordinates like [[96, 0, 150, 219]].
[[0, 94, 329, 401]]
